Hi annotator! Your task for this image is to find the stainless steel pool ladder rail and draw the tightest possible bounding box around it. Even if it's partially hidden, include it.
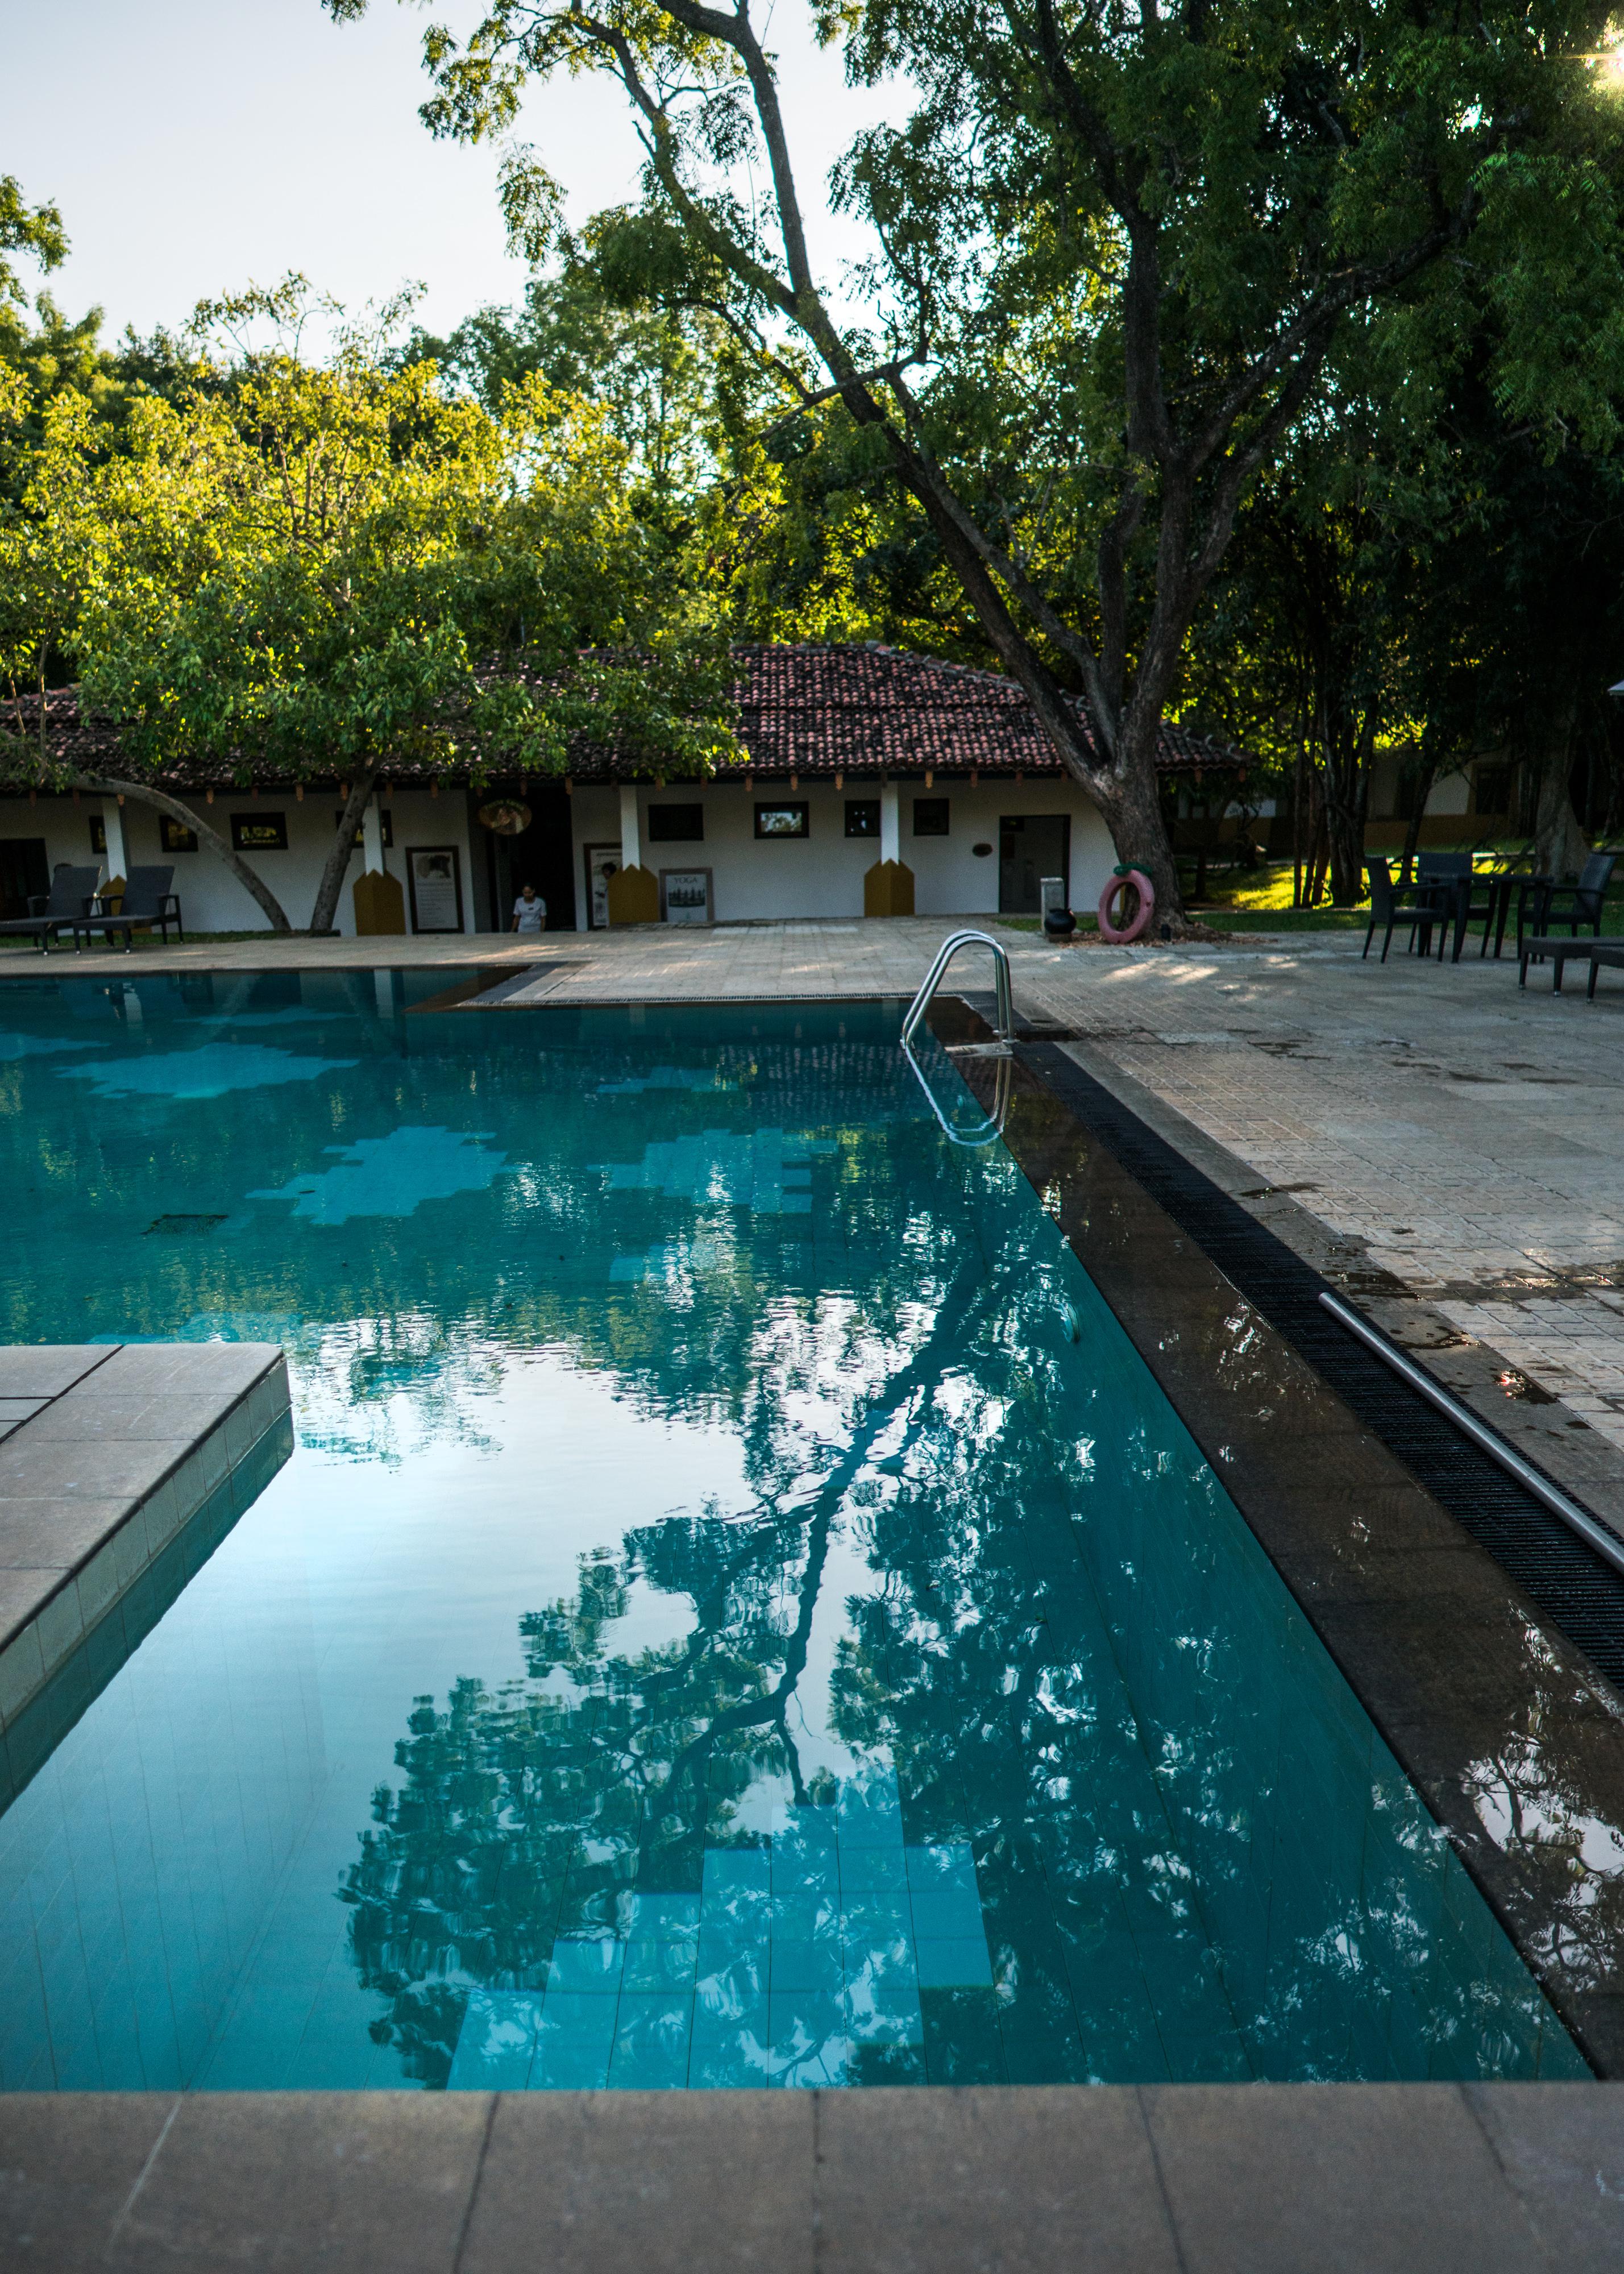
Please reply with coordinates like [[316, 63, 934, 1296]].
[[899, 930, 1015, 1147], [900, 930, 1014, 1052]]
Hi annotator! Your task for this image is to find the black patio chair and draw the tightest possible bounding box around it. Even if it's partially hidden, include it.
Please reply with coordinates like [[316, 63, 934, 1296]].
[[0, 864, 102, 955], [1414, 853, 1490, 961], [1363, 858, 1443, 963], [71, 866, 184, 952], [1531, 852, 1616, 945]]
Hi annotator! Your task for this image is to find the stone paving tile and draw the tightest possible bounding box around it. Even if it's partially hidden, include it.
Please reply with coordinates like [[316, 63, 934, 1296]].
[[1018, 940, 1624, 1505], [3, 2084, 1612, 2271]]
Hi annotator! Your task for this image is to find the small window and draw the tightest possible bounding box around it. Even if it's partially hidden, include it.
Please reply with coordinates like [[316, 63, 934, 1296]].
[[913, 798, 950, 837], [648, 802, 705, 843], [334, 808, 394, 848], [1473, 763, 1511, 818], [89, 816, 106, 854], [160, 815, 198, 852], [231, 812, 288, 852], [754, 802, 809, 839], [845, 800, 880, 838]]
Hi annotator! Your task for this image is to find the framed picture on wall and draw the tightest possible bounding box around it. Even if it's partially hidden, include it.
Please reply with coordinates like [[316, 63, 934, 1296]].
[[88, 816, 106, 854], [661, 868, 713, 926], [406, 845, 464, 933], [160, 815, 198, 852], [231, 812, 288, 852]]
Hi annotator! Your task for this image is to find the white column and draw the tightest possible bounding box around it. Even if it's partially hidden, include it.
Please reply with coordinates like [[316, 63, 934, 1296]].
[[362, 794, 385, 873], [879, 781, 900, 864], [102, 798, 129, 883], [618, 783, 642, 869]]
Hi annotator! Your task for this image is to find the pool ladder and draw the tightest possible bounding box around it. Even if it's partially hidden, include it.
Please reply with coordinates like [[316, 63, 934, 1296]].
[[899, 931, 1015, 1146], [900, 930, 1014, 1051]]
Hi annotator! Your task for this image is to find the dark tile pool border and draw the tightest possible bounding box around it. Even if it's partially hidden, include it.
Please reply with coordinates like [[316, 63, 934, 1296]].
[[927, 1006, 1624, 2076]]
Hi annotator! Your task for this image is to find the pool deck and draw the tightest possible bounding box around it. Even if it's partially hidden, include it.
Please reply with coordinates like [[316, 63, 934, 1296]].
[[2, 2081, 1621, 2271], [0, 1343, 291, 1803]]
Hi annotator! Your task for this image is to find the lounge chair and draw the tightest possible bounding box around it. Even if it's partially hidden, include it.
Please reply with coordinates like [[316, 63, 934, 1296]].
[[0, 865, 103, 955], [1363, 858, 1443, 962], [70, 866, 184, 952]]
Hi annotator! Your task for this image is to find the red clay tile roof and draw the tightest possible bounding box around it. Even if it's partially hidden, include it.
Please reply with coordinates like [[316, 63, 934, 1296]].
[[1, 645, 1249, 786], [695, 644, 1248, 782]]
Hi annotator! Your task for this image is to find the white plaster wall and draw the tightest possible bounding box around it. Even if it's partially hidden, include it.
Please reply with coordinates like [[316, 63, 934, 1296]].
[[1423, 771, 1471, 817], [0, 791, 476, 935], [568, 780, 1118, 927]]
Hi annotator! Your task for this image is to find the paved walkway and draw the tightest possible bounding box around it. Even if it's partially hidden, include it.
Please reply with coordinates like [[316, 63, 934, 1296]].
[[3, 2082, 1621, 2271], [1000, 939, 1624, 1521]]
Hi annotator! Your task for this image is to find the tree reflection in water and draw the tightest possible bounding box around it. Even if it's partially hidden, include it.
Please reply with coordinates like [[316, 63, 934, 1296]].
[[339, 1107, 1575, 2086]]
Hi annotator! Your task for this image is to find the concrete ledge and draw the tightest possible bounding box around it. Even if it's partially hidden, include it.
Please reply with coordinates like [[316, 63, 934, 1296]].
[[0, 2084, 1619, 2271], [0, 1343, 292, 1796]]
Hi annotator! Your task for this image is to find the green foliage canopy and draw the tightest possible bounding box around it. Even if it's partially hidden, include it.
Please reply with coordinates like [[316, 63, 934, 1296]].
[[333, 0, 1624, 920]]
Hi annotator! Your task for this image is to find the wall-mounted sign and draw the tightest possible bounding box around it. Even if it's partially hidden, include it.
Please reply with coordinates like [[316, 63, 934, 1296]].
[[407, 845, 464, 933], [230, 813, 288, 852], [661, 868, 713, 926], [477, 800, 532, 836]]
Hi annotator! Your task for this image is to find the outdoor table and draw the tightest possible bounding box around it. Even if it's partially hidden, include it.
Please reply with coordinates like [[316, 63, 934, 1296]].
[[1518, 935, 1624, 995], [1488, 870, 1546, 958], [1399, 864, 1540, 962]]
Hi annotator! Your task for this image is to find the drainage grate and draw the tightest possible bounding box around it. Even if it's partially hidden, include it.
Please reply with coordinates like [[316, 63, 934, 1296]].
[[1020, 1041, 1624, 1692], [144, 1214, 227, 1236]]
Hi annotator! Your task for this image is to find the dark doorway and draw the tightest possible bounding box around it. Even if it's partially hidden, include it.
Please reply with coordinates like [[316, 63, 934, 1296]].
[[999, 815, 1070, 914], [0, 838, 48, 921], [486, 785, 577, 933]]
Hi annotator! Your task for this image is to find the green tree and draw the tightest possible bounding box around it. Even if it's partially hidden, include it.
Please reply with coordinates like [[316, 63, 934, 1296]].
[[1, 282, 736, 932], [0, 175, 64, 306], [333, 0, 1624, 928], [408, 254, 743, 544]]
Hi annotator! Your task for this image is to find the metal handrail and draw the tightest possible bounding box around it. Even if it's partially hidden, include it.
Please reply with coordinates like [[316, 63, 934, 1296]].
[[900, 929, 1014, 1051]]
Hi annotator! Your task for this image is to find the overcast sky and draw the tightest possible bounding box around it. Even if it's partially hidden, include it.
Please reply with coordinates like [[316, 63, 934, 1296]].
[[9, 0, 895, 347]]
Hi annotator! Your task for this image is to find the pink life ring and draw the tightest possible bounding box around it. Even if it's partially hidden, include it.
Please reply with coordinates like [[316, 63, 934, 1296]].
[[1097, 869, 1156, 943]]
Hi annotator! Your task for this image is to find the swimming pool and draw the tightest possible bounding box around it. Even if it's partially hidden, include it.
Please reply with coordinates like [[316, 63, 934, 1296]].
[[0, 972, 1584, 2088]]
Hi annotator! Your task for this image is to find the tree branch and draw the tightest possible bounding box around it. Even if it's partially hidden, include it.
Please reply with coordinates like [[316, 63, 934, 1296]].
[[67, 773, 293, 932]]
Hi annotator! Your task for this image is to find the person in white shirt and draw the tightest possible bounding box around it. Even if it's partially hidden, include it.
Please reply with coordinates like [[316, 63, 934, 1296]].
[[511, 885, 546, 933]]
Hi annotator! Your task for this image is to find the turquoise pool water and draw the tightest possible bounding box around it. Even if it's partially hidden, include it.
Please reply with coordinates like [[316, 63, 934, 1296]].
[[0, 971, 1584, 2089]]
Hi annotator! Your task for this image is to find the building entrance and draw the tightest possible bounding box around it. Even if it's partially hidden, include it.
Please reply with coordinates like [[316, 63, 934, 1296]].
[[485, 786, 577, 933], [999, 815, 1070, 914]]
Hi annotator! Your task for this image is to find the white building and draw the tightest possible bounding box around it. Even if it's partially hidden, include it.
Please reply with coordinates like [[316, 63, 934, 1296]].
[[0, 646, 1249, 938]]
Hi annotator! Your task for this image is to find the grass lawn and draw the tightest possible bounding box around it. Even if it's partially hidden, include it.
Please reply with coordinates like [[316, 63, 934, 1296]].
[[1000, 858, 1624, 943]]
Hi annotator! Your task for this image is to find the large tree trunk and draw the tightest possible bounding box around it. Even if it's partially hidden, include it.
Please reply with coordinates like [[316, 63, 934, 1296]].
[[72, 773, 293, 932], [1398, 758, 1438, 882], [1323, 707, 1375, 906], [309, 771, 376, 934], [1532, 699, 1589, 879], [1093, 737, 1180, 933]]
